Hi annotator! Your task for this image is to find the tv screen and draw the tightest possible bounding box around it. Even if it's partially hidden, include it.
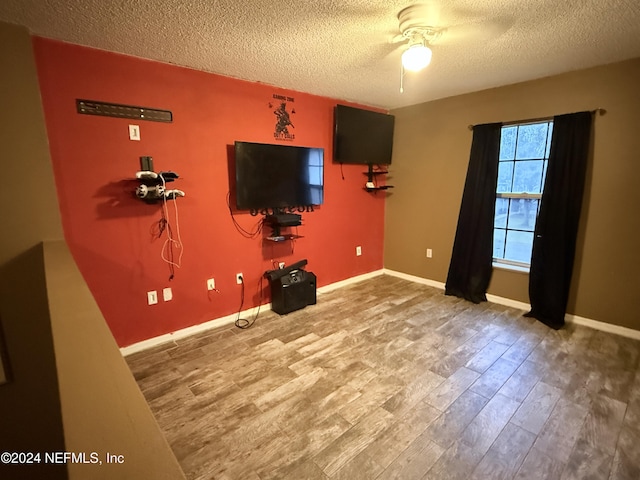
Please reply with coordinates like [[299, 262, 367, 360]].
[[235, 141, 324, 211], [334, 104, 395, 165]]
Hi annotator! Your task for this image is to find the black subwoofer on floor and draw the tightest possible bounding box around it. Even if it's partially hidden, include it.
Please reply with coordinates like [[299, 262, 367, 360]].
[[265, 259, 316, 315]]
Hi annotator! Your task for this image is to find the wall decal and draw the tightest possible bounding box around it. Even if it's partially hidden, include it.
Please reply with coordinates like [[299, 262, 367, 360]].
[[249, 205, 315, 217], [269, 94, 296, 141]]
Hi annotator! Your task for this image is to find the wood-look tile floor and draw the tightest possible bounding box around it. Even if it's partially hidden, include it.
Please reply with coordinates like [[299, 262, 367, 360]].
[[126, 275, 640, 480]]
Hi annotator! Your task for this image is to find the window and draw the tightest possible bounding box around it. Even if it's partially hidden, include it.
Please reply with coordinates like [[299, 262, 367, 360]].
[[493, 121, 553, 270]]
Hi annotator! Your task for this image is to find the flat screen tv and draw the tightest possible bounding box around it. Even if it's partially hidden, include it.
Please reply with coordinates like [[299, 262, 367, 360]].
[[334, 104, 395, 165], [235, 141, 324, 211]]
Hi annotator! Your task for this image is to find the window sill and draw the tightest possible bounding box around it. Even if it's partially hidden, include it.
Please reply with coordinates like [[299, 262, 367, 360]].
[[492, 262, 530, 274]]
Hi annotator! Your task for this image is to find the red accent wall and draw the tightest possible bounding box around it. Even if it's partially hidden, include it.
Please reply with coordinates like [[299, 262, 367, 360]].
[[33, 38, 386, 347]]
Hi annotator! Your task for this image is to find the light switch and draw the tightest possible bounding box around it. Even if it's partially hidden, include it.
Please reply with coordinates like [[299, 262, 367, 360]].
[[147, 291, 158, 305], [129, 124, 140, 141]]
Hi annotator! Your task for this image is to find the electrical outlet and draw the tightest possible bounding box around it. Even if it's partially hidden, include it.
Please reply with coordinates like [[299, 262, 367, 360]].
[[426, 248, 433, 258], [278, 262, 285, 269], [207, 278, 215, 291], [356, 246, 362, 256], [163, 287, 172, 301], [236, 273, 243, 284], [147, 290, 158, 305]]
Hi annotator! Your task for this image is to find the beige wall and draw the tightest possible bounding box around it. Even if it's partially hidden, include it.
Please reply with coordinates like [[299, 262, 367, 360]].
[[0, 21, 184, 479], [0, 22, 63, 266], [0, 245, 68, 479], [0, 23, 68, 479], [386, 58, 640, 331], [44, 240, 185, 480]]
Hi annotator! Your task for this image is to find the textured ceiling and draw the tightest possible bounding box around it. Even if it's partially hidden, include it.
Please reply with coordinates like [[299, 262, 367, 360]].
[[1, 0, 640, 109]]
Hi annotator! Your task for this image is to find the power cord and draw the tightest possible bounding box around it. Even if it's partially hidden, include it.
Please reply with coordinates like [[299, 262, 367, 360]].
[[157, 173, 184, 280], [234, 274, 264, 329], [227, 191, 264, 239], [151, 210, 175, 280]]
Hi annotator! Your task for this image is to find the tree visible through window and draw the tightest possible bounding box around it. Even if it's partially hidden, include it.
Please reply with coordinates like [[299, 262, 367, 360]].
[[493, 121, 553, 269]]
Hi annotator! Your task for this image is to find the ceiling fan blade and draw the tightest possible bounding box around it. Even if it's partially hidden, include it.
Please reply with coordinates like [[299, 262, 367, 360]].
[[378, 42, 404, 62], [389, 33, 405, 44], [432, 16, 513, 45], [398, 1, 442, 31]]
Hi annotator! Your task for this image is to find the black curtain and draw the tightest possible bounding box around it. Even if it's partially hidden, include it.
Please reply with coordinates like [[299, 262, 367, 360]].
[[445, 123, 502, 303], [525, 111, 593, 329]]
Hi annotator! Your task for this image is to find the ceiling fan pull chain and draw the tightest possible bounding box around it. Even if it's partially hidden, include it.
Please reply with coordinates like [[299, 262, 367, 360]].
[[400, 65, 404, 93]]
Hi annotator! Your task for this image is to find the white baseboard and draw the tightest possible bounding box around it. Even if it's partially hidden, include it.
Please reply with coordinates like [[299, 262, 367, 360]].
[[485, 294, 530, 311], [317, 269, 385, 294], [566, 314, 640, 340], [383, 269, 640, 341], [123, 269, 640, 356], [122, 269, 386, 356], [121, 303, 269, 356], [382, 269, 445, 290], [384, 268, 529, 310]]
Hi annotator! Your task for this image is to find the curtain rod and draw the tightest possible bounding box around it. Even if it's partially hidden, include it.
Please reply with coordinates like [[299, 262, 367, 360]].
[[467, 108, 606, 131]]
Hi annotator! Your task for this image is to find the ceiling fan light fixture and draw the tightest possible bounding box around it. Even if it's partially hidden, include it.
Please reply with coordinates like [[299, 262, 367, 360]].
[[401, 43, 432, 71]]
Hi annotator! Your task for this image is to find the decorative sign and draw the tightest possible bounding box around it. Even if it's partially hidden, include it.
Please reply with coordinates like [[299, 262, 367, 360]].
[[250, 205, 315, 217], [269, 94, 296, 141]]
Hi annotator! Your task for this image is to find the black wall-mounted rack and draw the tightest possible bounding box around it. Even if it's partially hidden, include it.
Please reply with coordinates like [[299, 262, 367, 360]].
[[76, 99, 173, 123], [364, 164, 394, 192], [264, 213, 303, 241]]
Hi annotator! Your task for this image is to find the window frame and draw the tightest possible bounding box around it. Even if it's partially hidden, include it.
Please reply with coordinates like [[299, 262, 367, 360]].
[[493, 120, 553, 271]]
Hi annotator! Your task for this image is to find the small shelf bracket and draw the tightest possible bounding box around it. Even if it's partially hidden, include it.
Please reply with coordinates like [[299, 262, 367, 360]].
[[364, 164, 394, 192]]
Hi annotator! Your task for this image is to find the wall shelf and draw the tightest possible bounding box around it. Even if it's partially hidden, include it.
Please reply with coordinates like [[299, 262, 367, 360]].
[[263, 213, 302, 241], [265, 234, 304, 242], [364, 185, 394, 192], [134, 170, 185, 203], [363, 165, 393, 192]]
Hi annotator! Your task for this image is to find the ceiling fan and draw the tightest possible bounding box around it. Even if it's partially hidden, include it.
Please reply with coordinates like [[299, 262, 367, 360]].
[[397, 4, 444, 73], [391, 3, 511, 92]]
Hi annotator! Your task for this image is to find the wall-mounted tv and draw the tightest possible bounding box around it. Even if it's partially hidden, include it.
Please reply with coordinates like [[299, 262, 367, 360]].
[[333, 104, 395, 165], [235, 141, 324, 211]]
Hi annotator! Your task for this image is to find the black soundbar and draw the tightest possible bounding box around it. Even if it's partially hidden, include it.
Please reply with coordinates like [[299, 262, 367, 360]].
[[264, 259, 308, 281]]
